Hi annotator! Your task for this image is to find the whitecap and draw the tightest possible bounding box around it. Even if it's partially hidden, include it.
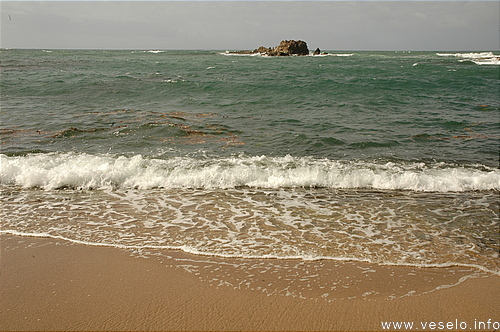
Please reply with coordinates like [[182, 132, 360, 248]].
[[437, 52, 499, 65], [1, 153, 498, 192], [327, 53, 353, 57]]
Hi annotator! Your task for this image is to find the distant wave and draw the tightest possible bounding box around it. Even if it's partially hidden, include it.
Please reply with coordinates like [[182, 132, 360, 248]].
[[325, 53, 354, 57], [437, 52, 500, 65], [1, 153, 498, 191], [436, 52, 495, 59], [221, 51, 263, 57]]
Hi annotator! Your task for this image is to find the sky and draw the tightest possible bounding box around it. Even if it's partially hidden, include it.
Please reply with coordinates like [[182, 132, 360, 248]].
[[1, 1, 499, 51]]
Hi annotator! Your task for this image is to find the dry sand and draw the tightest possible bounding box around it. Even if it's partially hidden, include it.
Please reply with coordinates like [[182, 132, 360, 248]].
[[1, 234, 498, 331]]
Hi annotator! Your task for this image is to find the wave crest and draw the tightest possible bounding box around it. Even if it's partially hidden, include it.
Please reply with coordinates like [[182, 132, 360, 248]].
[[436, 52, 500, 65], [1, 153, 498, 191]]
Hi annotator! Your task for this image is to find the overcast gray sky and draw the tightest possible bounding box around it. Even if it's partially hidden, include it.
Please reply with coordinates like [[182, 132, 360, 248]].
[[1, 1, 499, 51]]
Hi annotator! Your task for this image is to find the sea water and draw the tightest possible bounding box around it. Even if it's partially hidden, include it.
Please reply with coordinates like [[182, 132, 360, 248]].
[[1, 50, 499, 287]]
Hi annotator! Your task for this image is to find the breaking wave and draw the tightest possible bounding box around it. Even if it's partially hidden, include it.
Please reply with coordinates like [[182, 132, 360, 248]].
[[437, 52, 500, 65], [1, 153, 498, 191]]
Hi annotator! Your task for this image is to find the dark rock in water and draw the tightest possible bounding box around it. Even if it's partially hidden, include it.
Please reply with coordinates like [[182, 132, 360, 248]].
[[231, 50, 255, 55], [313, 48, 321, 55], [228, 40, 313, 56], [273, 40, 309, 56], [254, 46, 272, 54]]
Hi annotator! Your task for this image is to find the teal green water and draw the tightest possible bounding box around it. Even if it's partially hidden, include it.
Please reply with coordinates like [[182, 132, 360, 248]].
[[1, 49, 498, 165], [1, 49, 499, 277]]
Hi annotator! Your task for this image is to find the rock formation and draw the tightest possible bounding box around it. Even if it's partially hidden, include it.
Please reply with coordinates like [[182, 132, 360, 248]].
[[230, 40, 313, 56], [272, 40, 309, 56], [254, 46, 272, 54]]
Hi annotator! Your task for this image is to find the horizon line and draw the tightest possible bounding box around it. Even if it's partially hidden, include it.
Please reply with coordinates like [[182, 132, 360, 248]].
[[1, 0, 497, 2], [2, 48, 499, 52]]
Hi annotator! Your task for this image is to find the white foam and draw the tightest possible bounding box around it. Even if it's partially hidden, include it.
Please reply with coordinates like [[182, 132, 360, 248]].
[[2, 183, 498, 276], [437, 52, 500, 65], [1, 153, 498, 192], [437, 52, 496, 59], [1, 229, 497, 276], [221, 52, 264, 57], [472, 57, 500, 66], [307, 53, 353, 57], [327, 53, 353, 57]]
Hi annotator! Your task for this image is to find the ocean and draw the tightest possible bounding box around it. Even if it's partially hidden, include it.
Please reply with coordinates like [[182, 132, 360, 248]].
[[1, 49, 499, 283]]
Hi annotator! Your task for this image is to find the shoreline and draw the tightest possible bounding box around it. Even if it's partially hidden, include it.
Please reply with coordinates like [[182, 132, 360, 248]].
[[1, 234, 499, 331]]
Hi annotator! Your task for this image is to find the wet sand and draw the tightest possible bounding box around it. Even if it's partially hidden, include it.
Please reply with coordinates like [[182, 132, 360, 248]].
[[1, 234, 498, 331]]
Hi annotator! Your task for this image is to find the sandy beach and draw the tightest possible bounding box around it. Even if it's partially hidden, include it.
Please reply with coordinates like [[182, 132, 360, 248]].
[[1, 234, 498, 331]]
